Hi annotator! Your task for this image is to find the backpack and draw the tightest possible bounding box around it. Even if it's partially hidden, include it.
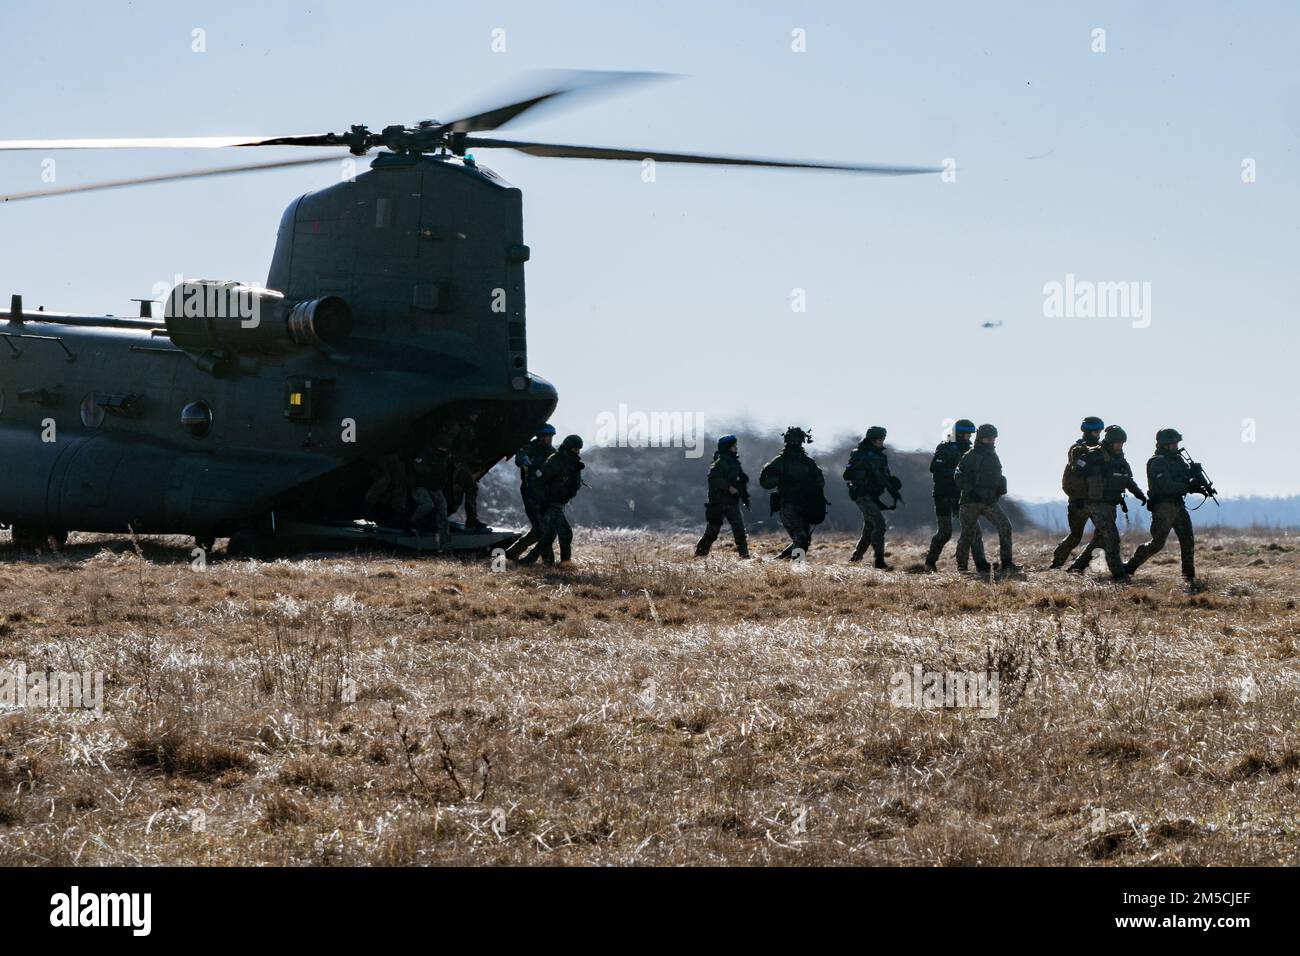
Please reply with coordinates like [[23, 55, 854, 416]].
[[842, 448, 871, 496], [1061, 444, 1091, 499], [800, 490, 827, 525]]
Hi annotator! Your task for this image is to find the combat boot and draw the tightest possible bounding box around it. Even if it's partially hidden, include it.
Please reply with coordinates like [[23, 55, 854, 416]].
[[922, 561, 938, 573], [849, 548, 865, 563], [873, 556, 891, 571]]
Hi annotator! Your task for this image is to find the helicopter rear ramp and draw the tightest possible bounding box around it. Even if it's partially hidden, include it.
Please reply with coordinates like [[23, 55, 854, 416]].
[[227, 518, 521, 559]]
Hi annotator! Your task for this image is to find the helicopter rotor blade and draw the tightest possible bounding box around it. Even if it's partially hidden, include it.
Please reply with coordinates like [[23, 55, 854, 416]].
[[0, 135, 333, 151], [444, 70, 672, 133], [460, 136, 943, 175], [0, 154, 347, 203]]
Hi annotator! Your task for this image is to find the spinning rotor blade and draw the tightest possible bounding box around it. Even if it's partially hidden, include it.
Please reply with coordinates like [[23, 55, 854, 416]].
[[444, 69, 670, 132], [0, 154, 346, 203], [0, 135, 326, 150], [461, 136, 943, 175]]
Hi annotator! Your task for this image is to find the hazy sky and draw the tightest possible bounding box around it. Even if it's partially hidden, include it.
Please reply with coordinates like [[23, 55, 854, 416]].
[[1, 1, 1295, 498]]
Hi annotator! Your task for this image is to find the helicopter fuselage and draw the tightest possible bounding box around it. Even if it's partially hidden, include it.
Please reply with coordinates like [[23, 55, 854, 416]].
[[0, 153, 556, 541]]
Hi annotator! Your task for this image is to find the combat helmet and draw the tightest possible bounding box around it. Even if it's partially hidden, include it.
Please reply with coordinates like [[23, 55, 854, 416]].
[[1081, 416, 1105, 433], [976, 423, 998, 440], [783, 426, 812, 446], [561, 434, 584, 450], [953, 419, 977, 436], [717, 434, 738, 450], [535, 423, 556, 437], [1156, 427, 1182, 445], [865, 425, 887, 443], [1103, 424, 1127, 444]]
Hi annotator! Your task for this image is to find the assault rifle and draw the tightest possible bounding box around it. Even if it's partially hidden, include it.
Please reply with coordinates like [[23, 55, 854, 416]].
[[874, 476, 904, 512], [1179, 449, 1219, 509]]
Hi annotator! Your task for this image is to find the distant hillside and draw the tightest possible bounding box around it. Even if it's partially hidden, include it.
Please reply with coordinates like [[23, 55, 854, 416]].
[[478, 429, 1033, 534], [1021, 496, 1300, 533]]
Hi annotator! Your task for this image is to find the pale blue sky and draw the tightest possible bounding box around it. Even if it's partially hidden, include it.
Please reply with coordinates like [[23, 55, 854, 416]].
[[1, 1, 1295, 498]]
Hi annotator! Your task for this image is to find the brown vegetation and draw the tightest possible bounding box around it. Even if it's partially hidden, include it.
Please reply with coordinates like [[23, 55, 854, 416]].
[[0, 527, 1297, 865]]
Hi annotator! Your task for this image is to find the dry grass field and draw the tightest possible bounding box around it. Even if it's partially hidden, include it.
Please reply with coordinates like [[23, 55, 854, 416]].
[[1, 526, 1298, 866]]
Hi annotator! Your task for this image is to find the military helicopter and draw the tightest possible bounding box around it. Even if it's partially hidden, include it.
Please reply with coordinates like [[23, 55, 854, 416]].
[[0, 71, 940, 557]]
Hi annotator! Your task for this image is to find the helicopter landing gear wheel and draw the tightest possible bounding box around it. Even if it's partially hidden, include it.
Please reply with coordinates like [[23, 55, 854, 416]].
[[194, 534, 216, 553]]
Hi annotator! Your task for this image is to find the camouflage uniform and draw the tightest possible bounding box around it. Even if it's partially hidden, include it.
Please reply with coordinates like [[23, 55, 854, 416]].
[[1124, 449, 1197, 580], [953, 442, 1013, 570], [362, 452, 408, 522], [843, 439, 898, 565], [695, 447, 750, 557], [506, 435, 553, 560], [1068, 445, 1146, 577], [1050, 438, 1098, 568], [924, 437, 985, 568], [409, 443, 453, 547], [520, 443, 584, 564], [448, 415, 486, 530], [759, 446, 825, 558]]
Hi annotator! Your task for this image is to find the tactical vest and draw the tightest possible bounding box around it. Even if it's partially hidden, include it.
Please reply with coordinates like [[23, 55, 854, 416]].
[[930, 441, 967, 500], [957, 445, 1006, 504], [1147, 450, 1192, 502], [707, 452, 747, 504], [1085, 448, 1134, 504]]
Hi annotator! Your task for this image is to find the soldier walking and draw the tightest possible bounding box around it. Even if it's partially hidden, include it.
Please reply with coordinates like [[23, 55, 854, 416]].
[[506, 423, 555, 560], [843, 426, 901, 568], [923, 419, 984, 572], [408, 437, 454, 549], [362, 451, 408, 524], [695, 434, 751, 558], [953, 423, 1021, 578], [1050, 416, 1106, 569], [1124, 428, 1206, 590], [449, 408, 489, 532], [519, 434, 585, 566], [1067, 425, 1147, 580], [758, 426, 826, 559]]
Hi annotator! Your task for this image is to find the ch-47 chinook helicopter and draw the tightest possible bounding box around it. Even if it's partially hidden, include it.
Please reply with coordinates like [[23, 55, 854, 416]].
[[0, 71, 940, 557]]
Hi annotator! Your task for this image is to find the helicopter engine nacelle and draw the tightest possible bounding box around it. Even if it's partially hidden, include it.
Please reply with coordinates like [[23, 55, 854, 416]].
[[164, 280, 353, 354]]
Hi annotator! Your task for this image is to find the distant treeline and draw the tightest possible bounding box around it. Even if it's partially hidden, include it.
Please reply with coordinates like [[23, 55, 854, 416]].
[[1022, 496, 1300, 533], [479, 428, 1033, 533]]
